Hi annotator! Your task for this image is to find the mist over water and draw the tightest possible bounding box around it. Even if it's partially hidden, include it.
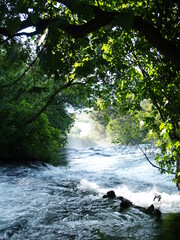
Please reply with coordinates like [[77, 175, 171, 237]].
[[0, 144, 180, 239]]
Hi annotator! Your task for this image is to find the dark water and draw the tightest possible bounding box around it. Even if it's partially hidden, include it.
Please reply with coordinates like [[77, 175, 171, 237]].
[[0, 146, 180, 239]]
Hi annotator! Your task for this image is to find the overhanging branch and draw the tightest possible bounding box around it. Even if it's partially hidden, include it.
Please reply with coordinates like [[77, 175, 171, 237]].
[[25, 80, 86, 126], [0, 53, 41, 88], [0, 5, 179, 67], [133, 16, 180, 67], [138, 144, 176, 175]]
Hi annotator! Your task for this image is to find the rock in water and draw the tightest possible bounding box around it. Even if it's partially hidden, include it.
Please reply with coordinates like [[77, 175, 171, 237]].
[[103, 190, 116, 198], [146, 204, 162, 216], [147, 204, 155, 214], [154, 208, 162, 216], [120, 198, 133, 209]]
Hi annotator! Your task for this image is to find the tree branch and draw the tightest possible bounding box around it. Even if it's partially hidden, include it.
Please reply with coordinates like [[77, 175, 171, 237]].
[[0, 5, 179, 67], [133, 16, 180, 67], [0, 53, 41, 88], [132, 50, 180, 119], [59, 10, 117, 38], [138, 144, 176, 174], [25, 80, 85, 126]]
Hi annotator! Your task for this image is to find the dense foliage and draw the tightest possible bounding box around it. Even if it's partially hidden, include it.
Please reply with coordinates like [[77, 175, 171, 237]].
[[0, 46, 74, 163], [0, 0, 179, 186]]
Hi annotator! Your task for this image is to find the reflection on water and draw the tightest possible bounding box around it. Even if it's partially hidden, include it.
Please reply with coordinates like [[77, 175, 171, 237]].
[[0, 146, 180, 239]]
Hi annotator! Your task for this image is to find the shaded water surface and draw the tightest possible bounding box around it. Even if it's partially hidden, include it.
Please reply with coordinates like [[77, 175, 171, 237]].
[[0, 146, 180, 239]]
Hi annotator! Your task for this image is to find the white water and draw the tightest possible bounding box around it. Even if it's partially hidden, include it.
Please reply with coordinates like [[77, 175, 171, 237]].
[[0, 146, 180, 239], [67, 146, 180, 213]]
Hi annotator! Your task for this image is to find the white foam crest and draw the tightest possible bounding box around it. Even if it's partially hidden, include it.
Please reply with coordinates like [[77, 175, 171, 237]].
[[77, 179, 180, 213], [114, 185, 180, 213], [158, 192, 180, 213], [77, 179, 106, 194]]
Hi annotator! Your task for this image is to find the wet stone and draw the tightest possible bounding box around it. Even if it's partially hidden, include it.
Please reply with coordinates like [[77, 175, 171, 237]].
[[120, 198, 133, 209], [103, 190, 116, 199]]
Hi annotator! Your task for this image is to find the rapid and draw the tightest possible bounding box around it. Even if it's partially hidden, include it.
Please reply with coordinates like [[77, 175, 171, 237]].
[[0, 146, 180, 239]]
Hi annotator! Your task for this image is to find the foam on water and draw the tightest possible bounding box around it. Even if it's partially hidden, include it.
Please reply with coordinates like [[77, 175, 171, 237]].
[[43, 146, 180, 215], [77, 179, 106, 195], [77, 178, 180, 213], [1, 146, 180, 239]]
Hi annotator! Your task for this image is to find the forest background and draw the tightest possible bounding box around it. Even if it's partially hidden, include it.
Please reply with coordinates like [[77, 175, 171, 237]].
[[0, 0, 179, 187]]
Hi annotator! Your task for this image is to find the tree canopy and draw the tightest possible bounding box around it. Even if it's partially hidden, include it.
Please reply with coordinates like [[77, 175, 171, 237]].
[[0, 0, 179, 186]]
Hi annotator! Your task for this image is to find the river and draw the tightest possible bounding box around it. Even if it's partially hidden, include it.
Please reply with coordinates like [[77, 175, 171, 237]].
[[0, 146, 180, 239]]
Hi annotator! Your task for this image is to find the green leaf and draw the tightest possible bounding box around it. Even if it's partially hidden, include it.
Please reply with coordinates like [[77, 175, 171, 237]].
[[166, 141, 171, 150], [163, 132, 169, 140], [159, 123, 165, 130]]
